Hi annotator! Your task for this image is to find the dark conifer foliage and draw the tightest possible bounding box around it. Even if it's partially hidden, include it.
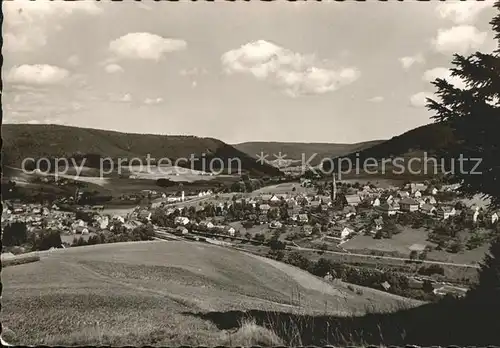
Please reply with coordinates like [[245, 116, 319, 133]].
[[426, 1, 500, 207], [427, 2, 500, 314]]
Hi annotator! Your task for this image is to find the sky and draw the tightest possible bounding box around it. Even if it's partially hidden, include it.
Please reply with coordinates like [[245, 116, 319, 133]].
[[2, 0, 498, 144]]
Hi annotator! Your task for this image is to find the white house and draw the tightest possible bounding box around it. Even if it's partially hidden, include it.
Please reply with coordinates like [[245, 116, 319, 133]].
[[344, 195, 361, 207], [425, 196, 437, 205], [174, 216, 190, 226], [224, 226, 236, 236], [270, 195, 281, 204], [414, 191, 422, 198], [176, 226, 189, 235], [373, 217, 384, 232], [491, 212, 499, 224], [372, 198, 381, 207], [112, 215, 125, 224], [431, 187, 438, 195], [469, 205, 480, 223], [138, 210, 152, 222], [377, 202, 399, 216], [421, 204, 437, 215], [74, 226, 89, 235], [97, 216, 109, 229], [437, 206, 456, 220], [259, 204, 271, 212], [269, 221, 283, 229], [261, 194, 273, 202], [332, 226, 354, 240], [298, 214, 309, 223], [199, 221, 215, 229], [397, 191, 410, 198], [410, 183, 428, 194]]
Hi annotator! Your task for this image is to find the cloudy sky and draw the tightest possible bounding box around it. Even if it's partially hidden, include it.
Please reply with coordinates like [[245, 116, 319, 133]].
[[2, 0, 498, 144]]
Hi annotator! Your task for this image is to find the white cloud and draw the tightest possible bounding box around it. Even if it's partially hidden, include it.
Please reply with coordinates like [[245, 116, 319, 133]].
[[367, 96, 384, 103], [399, 53, 425, 70], [109, 33, 187, 61], [68, 55, 80, 67], [144, 97, 163, 105], [105, 64, 124, 74], [410, 92, 435, 108], [6, 64, 70, 86], [3, 0, 102, 53], [423, 67, 466, 89], [432, 25, 488, 55], [192, 81, 198, 88], [436, 1, 493, 24], [221, 40, 360, 97]]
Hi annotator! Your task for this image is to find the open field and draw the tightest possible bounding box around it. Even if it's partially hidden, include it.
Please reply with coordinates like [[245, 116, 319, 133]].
[[1, 241, 421, 345], [342, 227, 490, 266], [126, 165, 239, 182], [342, 227, 434, 255], [250, 182, 314, 196]]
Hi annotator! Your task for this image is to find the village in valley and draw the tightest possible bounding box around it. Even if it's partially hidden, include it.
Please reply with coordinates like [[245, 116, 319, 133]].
[[3, 169, 498, 301]]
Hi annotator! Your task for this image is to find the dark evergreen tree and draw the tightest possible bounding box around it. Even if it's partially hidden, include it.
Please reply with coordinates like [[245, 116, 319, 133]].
[[426, 1, 500, 310], [426, 1, 500, 206], [468, 236, 500, 307]]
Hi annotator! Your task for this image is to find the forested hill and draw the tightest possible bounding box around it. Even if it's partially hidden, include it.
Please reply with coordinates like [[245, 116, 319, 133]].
[[1, 124, 282, 177]]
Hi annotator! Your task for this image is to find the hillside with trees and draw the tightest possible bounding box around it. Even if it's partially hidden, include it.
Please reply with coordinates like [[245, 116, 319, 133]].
[[1, 124, 282, 177], [323, 122, 457, 175]]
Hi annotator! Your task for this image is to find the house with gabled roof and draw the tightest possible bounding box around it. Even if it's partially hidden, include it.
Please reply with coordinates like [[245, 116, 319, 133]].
[[397, 191, 410, 198], [344, 195, 361, 207], [298, 214, 309, 224], [420, 204, 437, 215], [377, 202, 399, 216], [399, 198, 420, 212], [437, 206, 456, 220]]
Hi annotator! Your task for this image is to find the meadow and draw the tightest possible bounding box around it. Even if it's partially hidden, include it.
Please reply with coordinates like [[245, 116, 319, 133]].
[[1, 240, 420, 346]]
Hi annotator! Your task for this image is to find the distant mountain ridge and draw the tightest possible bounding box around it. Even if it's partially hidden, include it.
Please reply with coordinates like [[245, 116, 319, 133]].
[[233, 140, 385, 166], [1, 124, 282, 177]]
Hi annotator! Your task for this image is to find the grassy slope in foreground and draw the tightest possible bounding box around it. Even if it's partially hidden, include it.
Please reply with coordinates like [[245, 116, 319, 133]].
[[1, 124, 281, 177], [1, 241, 421, 346]]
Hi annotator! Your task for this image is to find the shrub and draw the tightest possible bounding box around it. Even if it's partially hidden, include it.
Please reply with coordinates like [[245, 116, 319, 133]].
[[418, 264, 445, 276], [2, 222, 28, 247]]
